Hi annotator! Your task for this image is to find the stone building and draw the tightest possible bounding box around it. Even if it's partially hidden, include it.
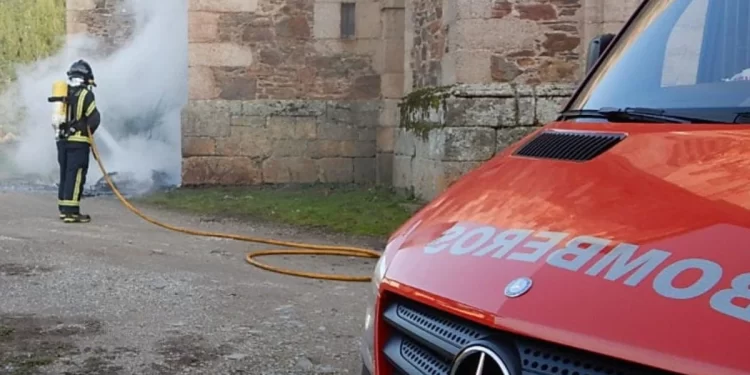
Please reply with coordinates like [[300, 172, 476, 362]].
[[66, 0, 642, 199]]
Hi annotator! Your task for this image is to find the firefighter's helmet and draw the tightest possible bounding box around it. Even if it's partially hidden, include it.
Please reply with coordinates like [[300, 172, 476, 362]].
[[67, 59, 96, 86]]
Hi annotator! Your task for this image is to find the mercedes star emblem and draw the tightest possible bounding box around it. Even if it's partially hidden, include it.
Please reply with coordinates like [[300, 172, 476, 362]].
[[450, 345, 511, 375], [504, 277, 532, 298]]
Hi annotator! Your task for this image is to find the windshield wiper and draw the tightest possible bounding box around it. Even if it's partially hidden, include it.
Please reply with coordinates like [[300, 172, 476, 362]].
[[560, 107, 723, 124]]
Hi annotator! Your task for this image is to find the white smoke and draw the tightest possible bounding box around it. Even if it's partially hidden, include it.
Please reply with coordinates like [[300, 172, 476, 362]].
[[0, 0, 187, 193]]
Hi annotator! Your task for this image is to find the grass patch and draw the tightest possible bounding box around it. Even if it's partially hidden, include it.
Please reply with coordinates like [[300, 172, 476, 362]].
[[0, 0, 65, 87], [138, 184, 423, 238]]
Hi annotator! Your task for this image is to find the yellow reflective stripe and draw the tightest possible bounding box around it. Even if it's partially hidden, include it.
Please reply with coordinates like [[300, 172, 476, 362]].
[[58, 200, 79, 207], [85, 101, 96, 116], [67, 131, 90, 143], [72, 168, 83, 202], [75, 89, 87, 120]]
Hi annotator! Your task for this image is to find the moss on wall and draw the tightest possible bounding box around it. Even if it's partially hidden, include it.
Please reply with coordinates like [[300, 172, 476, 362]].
[[397, 85, 452, 140]]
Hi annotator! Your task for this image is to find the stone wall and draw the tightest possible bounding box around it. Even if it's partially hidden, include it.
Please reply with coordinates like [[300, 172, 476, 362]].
[[66, 0, 135, 54], [183, 0, 382, 185], [64, 0, 647, 198], [393, 0, 643, 199], [409, 0, 445, 88], [448, 0, 583, 85], [182, 99, 379, 184], [394, 83, 574, 198], [377, 0, 406, 185]]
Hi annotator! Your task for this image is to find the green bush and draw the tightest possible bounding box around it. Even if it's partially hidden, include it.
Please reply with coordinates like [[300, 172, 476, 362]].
[[0, 0, 65, 87]]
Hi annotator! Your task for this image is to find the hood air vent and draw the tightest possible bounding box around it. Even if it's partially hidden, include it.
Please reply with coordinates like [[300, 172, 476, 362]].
[[513, 130, 625, 161]]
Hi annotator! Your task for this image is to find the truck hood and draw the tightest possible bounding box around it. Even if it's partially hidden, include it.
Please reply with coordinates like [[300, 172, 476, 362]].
[[383, 122, 750, 375]]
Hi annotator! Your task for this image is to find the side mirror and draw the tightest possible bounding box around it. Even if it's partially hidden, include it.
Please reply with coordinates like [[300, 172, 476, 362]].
[[585, 33, 616, 73]]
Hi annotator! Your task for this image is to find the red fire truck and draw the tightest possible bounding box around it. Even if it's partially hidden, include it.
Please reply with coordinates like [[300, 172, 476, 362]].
[[360, 1, 750, 374]]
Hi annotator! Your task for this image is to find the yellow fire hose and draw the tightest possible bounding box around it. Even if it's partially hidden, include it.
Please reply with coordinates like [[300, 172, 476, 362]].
[[87, 128, 381, 282]]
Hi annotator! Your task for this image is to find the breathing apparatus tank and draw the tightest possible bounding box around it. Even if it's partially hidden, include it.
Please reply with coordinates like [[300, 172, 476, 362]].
[[48, 80, 68, 139]]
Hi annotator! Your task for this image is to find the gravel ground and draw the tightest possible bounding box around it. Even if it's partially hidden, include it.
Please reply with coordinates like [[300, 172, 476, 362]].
[[0, 190, 380, 374]]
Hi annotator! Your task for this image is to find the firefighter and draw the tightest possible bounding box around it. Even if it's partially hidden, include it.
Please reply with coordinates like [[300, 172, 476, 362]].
[[56, 59, 101, 223]]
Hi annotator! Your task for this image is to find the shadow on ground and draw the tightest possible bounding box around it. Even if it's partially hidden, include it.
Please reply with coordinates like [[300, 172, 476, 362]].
[[0, 313, 108, 374], [0, 311, 243, 375]]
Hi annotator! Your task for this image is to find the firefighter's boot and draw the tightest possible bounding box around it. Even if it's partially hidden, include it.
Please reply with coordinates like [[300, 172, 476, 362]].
[[63, 213, 91, 223]]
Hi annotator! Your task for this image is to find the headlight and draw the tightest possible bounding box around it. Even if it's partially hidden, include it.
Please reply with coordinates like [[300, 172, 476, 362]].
[[372, 255, 387, 294], [361, 255, 387, 374]]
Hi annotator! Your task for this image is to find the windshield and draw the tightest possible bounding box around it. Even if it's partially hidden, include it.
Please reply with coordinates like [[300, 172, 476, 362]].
[[568, 0, 750, 116]]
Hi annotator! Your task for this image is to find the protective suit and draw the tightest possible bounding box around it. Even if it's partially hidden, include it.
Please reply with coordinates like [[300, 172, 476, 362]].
[[54, 60, 101, 223]]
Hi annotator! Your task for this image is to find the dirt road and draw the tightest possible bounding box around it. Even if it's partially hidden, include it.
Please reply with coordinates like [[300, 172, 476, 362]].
[[0, 190, 379, 374]]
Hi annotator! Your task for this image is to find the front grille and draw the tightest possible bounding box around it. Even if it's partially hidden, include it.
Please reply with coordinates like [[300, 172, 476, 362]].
[[380, 295, 678, 375], [512, 130, 625, 162]]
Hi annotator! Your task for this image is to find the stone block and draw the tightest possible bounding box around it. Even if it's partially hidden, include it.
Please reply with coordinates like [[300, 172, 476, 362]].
[[382, 39, 405, 74], [442, 127, 497, 161], [446, 98, 514, 127], [327, 101, 380, 125], [412, 158, 440, 200], [451, 83, 517, 97], [517, 96, 536, 126], [381, 73, 404, 99], [182, 101, 230, 137], [262, 157, 318, 183], [312, 38, 380, 57], [442, 0, 457, 24], [349, 75, 382, 99], [381, 8, 405, 38], [454, 50, 493, 84], [441, 51, 457, 86], [452, 18, 539, 54], [189, 12, 219, 43], [376, 152, 394, 185], [318, 123, 359, 141], [183, 137, 216, 156], [353, 157, 376, 183], [535, 96, 568, 124], [188, 66, 219, 100], [297, 117, 318, 138], [214, 69, 257, 100], [182, 156, 262, 185], [307, 140, 343, 158], [377, 127, 395, 152], [313, 2, 341, 39], [380, 99, 400, 127], [215, 126, 271, 157], [189, 43, 253, 67], [243, 100, 326, 117], [497, 127, 540, 153], [271, 140, 310, 157], [380, 0, 405, 10], [414, 134, 432, 160], [358, 127, 377, 141], [275, 14, 312, 40], [455, 0, 491, 19], [394, 128, 416, 156], [226, 101, 245, 116], [267, 116, 318, 139], [189, 0, 258, 12], [230, 115, 266, 127], [393, 155, 413, 190], [316, 158, 354, 183], [341, 141, 377, 157], [535, 83, 577, 97], [356, 1, 381, 39]]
